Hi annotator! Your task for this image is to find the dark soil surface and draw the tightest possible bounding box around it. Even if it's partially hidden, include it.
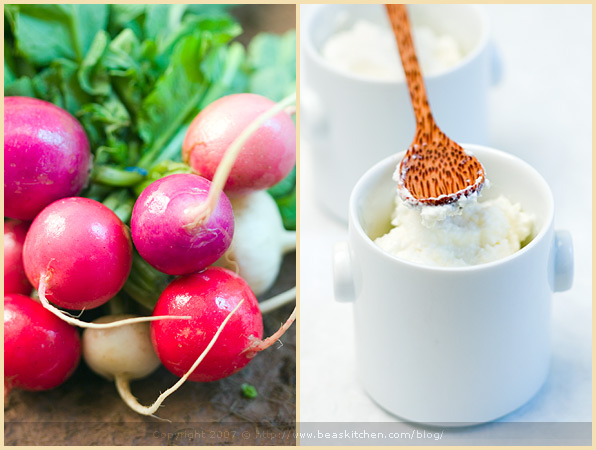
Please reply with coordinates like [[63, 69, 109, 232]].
[[4, 5, 296, 446]]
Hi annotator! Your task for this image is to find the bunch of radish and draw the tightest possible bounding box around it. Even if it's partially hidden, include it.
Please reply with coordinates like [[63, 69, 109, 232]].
[[4, 92, 296, 417]]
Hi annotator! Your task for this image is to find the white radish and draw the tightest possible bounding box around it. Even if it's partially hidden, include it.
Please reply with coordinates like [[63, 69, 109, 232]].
[[215, 190, 296, 296], [82, 315, 161, 382]]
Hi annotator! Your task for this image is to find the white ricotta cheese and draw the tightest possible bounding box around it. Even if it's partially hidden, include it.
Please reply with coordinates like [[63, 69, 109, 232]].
[[321, 20, 463, 81], [375, 193, 534, 267]]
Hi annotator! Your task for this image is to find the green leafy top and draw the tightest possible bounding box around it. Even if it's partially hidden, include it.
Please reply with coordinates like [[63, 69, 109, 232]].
[[5, 4, 296, 175]]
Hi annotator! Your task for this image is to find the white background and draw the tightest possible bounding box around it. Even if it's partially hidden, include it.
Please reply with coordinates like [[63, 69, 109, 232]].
[[300, 4, 592, 425]]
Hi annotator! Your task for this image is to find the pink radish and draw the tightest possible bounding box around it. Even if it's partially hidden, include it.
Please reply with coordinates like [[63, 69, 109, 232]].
[[151, 267, 263, 382], [131, 173, 234, 276], [131, 93, 295, 277], [4, 220, 32, 295], [182, 93, 296, 195], [23, 197, 133, 311], [4, 293, 81, 396], [4, 96, 92, 220]]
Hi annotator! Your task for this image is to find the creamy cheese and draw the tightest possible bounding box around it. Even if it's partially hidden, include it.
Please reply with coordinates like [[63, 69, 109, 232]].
[[375, 193, 534, 267], [321, 20, 463, 81]]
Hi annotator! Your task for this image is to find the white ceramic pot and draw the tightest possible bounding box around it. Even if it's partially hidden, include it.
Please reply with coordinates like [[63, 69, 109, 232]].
[[333, 144, 573, 425], [302, 4, 502, 222]]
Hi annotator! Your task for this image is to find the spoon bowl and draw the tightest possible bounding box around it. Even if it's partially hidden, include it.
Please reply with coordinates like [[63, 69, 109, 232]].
[[386, 4, 486, 206]]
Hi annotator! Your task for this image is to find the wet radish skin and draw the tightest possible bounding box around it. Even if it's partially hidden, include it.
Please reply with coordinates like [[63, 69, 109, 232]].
[[4, 293, 81, 392], [23, 197, 133, 310], [151, 267, 263, 382], [4, 220, 33, 295], [131, 173, 234, 276], [182, 93, 296, 195], [4, 97, 92, 220]]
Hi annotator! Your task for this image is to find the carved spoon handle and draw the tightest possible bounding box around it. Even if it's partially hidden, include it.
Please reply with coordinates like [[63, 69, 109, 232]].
[[386, 4, 437, 138]]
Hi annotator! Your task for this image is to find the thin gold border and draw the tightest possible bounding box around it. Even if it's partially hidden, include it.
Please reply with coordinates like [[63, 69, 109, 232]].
[[2, 1, 595, 449]]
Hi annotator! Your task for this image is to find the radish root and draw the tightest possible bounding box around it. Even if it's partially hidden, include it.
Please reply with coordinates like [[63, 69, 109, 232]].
[[243, 306, 296, 358], [259, 287, 296, 314], [114, 299, 244, 416], [38, 274, 190, 329], [184, 92, 297, 230]]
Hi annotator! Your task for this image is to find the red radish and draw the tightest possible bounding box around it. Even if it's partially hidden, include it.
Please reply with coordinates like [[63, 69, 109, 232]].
[[131, 173, 235, 276], [23, 197, 132, 311], [4, 220, 32, 295], [115, 299, 245, 416], [106, 268, 294, 417], [4, 293, 80, 395], [182, 93, 296, 195], [4, 96, 92, 220], [151, 267, 263, 382]]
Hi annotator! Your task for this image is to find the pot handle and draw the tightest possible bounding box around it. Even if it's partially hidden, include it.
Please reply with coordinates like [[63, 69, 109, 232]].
[[301, 86, 328, 139], [553, 230, 574, 292], [333, 241, 355, 302]]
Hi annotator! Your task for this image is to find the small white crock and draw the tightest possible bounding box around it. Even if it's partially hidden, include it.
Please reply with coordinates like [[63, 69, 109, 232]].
[[302, 4, 502, 222], [333, 144, 573, 425]]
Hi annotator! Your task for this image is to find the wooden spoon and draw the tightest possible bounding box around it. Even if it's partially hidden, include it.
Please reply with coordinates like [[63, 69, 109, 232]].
[[386, 4, 486, 206]]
